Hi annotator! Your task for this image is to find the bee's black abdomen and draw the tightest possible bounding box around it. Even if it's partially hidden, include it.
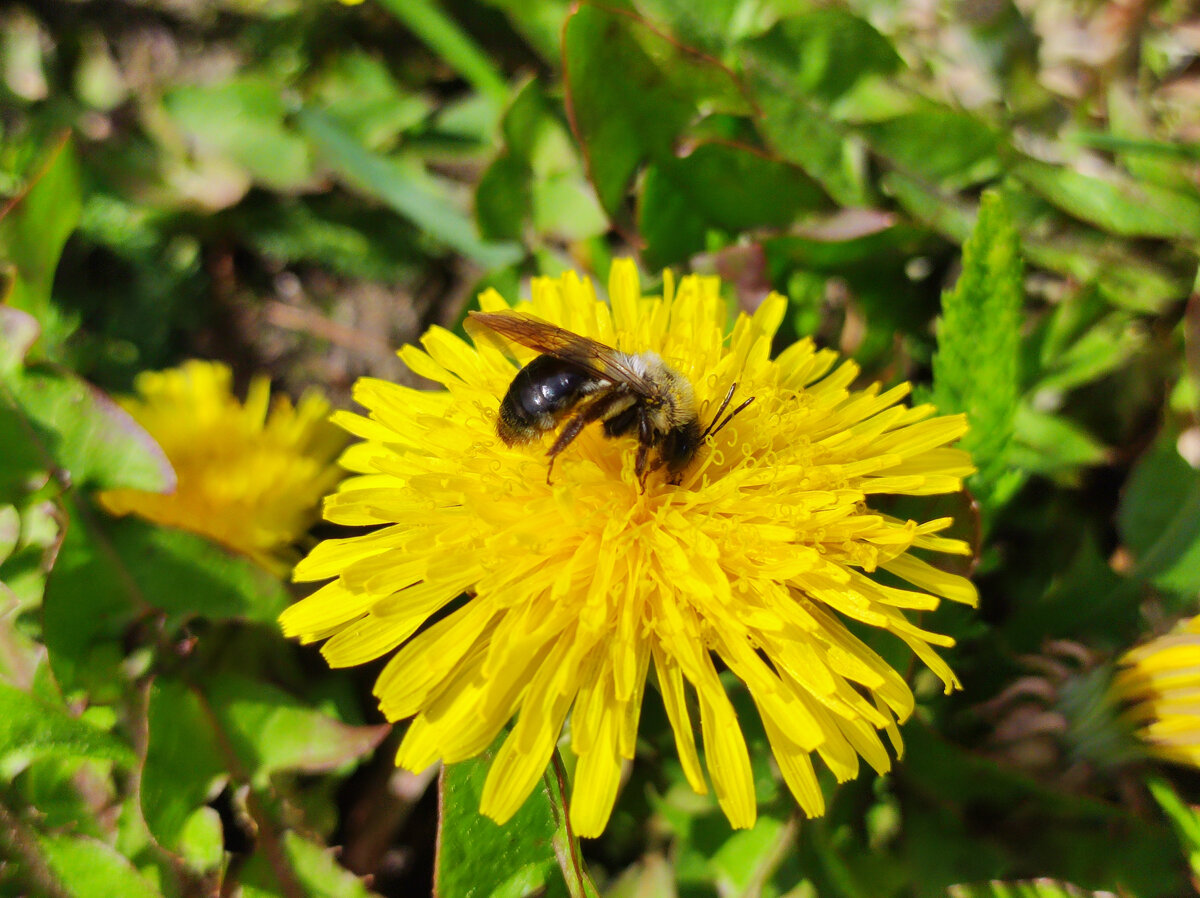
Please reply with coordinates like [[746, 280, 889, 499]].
[[497, 355, 598, 445]]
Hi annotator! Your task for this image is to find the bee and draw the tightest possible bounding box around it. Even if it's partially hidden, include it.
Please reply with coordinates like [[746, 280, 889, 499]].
[[467, 310, 752, 487]]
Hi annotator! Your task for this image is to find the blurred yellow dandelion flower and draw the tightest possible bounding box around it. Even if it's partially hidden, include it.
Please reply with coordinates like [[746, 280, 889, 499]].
[[97, 360, 347, 574], [1113, 615, 1200, 768], [280, 261, 978, 837]]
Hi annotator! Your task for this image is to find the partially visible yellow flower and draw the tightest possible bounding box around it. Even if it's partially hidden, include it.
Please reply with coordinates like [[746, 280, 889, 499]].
[[1113, 615, 1200, 768], [281, 261, 979, 837], [98, 360, 347, 574]]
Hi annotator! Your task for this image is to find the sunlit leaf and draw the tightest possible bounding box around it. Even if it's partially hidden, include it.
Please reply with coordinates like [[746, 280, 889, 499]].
[[38, 833, 164, 898], [0, 680, 135, 767]]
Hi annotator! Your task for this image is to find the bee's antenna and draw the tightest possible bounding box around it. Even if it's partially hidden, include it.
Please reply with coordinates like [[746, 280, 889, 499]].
[[707, 396, 754, 440], [701, 384, 753, 440]]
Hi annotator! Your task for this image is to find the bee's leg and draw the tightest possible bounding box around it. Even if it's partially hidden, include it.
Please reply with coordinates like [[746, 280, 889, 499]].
[[545, 388, 625, 484], [635, 414, 658, 493]]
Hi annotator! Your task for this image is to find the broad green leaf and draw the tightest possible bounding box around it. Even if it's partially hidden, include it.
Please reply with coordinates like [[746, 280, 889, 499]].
[[931, 190, 1022, 512], [178, 806, 225, 874], [164, 76, 314, 192], [204, 672, 388, 785], [437, 738, 595, 898], [860, 107, 1001, 189], [0, 135, 82, 323], [708, 817, 789, 895], [477, 79, 606, 245], [1014, 158, 1200, 240], [240, 831, 382, 898], [639, 142, 828, 268], [0, 307, 174, 495], [1118, 433, 1200, 596], [0, 680, 135, 767], [563, 4, 748, 223], [297, 107, 522, 268], [630, 0, 765, 53], [43, 506, 291, 692], [38, 834, 163, 898], [141, 678, 226, 852], [738, 10, 902, 206]]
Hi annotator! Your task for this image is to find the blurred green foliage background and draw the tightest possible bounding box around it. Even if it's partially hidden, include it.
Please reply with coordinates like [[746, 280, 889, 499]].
[[1, 0, 1199, 896]]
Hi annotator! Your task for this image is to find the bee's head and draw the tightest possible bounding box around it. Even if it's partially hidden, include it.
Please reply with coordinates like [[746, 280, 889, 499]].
[[660, 418, 703, 478]]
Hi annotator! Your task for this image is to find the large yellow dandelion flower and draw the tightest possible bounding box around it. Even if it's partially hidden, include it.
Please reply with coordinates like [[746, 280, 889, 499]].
[[281, 261, 978, 837], [1112, 615, 1200, 768], [97, 360, 347, 574]]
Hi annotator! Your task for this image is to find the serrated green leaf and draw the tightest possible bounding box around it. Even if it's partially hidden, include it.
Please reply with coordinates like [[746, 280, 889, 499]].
[[1117, 433, 1200, 596], [931, 189, 1022, 512], [0, 680, 135, 767], [37, 834, 164, 898]]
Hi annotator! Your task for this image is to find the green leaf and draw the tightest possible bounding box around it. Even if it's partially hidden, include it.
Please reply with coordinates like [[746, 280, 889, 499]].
[[931, 189, 1022, 512], [860, 106, 1001, 189], [1014, 158, 1200, 240], [563, 4, 749, 223], [296, 107, 523, 268], [1118, 432, 1200, 596], [639, 142, 828, 268], [374, 0, 509, 104], [1147, 776, 1200, 880], [1009, 405, 1108, 481], [437, 741, 595, 898], [0, 680, 135, 767], [43, 506, 290, 693], [140, 678, 226, 852], [0, 134, 82, 324], [309, 52, 432, 151], [164, 76, 314, 192], [240, 831, 383, 898], [37, 834, 164, 898], [738, 10, 902, 206], [204, 672, 388, 786], [476, 79, 606, 245]]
